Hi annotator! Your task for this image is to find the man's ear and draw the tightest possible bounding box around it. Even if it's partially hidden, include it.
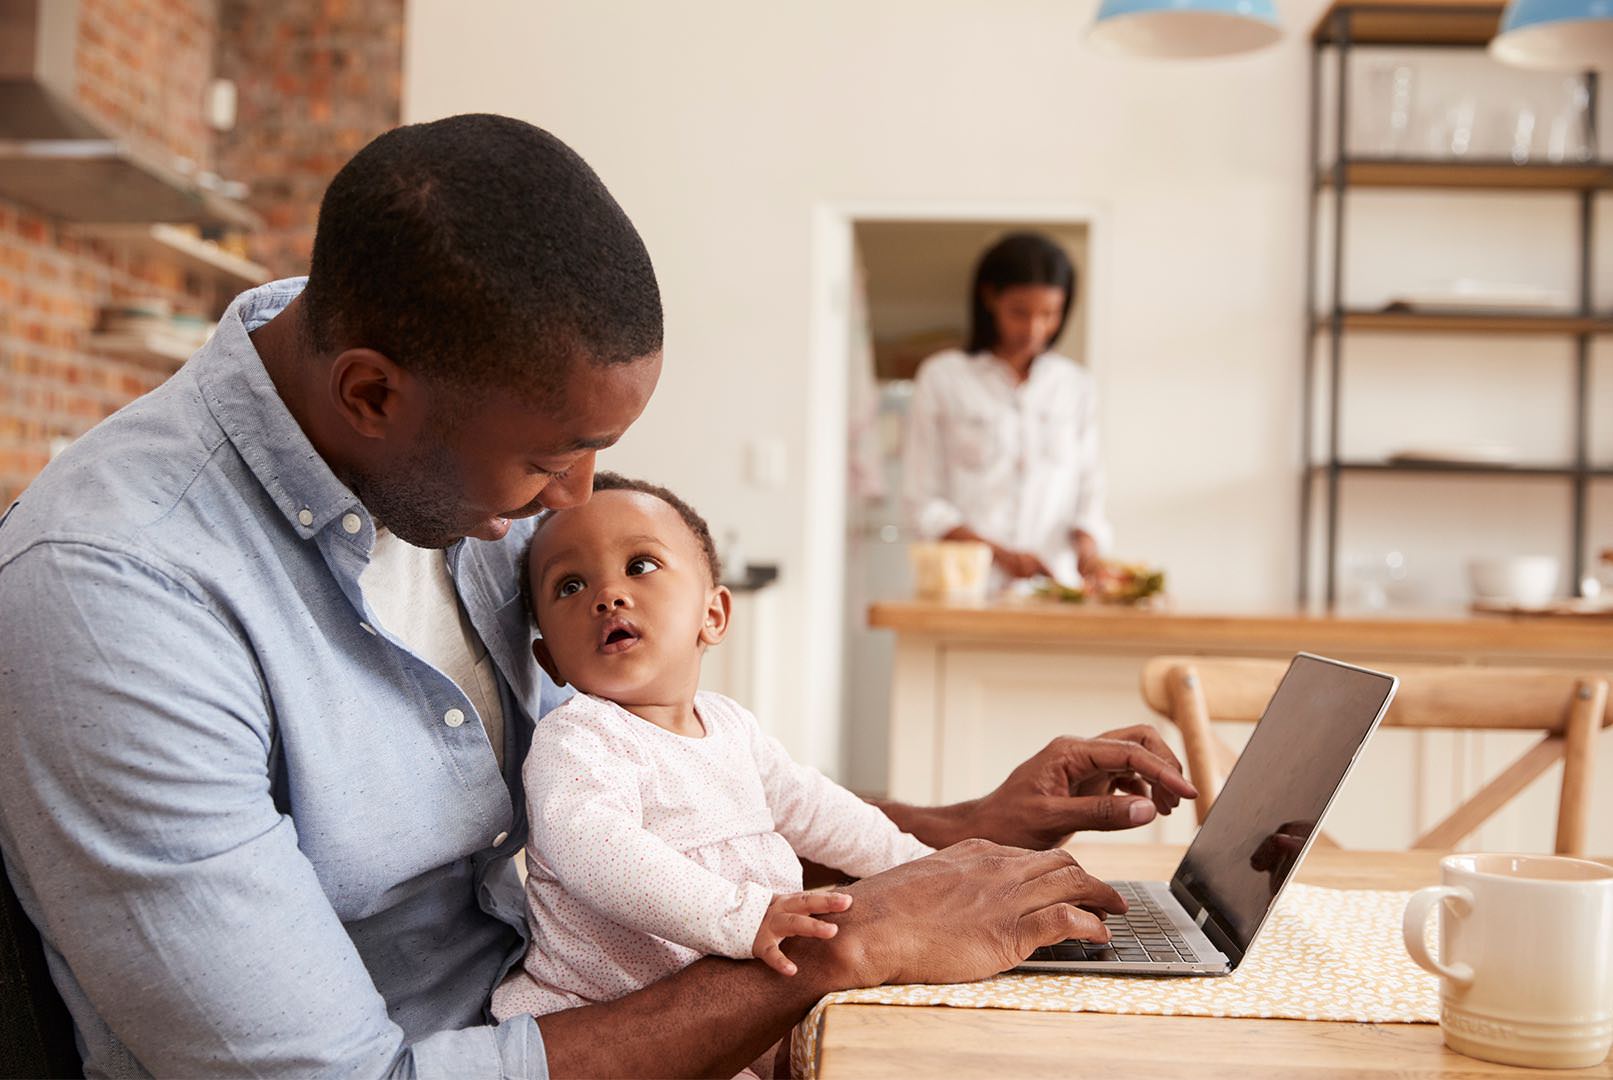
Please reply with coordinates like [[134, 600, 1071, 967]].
[[329, 347, 413, 440], [699, 585, 733, 647], [532, 637, 567, 687]]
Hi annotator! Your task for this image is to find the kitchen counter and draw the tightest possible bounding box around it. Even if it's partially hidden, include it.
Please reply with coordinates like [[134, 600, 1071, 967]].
[[869, 599, 1613, 658], [869, 598, 1613, 852]]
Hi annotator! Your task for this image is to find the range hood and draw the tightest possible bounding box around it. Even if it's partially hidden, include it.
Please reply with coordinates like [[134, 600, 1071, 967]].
[[0, 0, 258, 228]]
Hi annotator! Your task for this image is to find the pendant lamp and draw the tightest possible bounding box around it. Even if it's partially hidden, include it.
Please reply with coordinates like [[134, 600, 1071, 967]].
[[1087, 0, 1283, 59], [1490, 0, 1613, 69]]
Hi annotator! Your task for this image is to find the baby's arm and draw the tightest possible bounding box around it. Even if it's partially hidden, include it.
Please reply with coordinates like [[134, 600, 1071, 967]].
[[528, 705, 847, 968], [738, 701, 935, 876]]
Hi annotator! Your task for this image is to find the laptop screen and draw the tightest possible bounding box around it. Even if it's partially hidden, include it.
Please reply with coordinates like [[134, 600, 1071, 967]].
[[1170, 654, 1397, 963]]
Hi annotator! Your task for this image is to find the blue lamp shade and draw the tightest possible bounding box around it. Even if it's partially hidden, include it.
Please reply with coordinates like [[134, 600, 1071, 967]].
[[1491, 0, 1613, 69], [1088, 0, 1282, 59]]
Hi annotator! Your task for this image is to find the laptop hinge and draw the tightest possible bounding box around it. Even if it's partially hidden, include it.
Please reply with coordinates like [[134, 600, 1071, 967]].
[[1170, 876, 1245, 968]]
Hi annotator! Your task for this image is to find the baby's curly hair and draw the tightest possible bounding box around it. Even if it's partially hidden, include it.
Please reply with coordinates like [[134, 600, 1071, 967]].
[[590, 471, 722, 584], [522, 472, 723, 607]]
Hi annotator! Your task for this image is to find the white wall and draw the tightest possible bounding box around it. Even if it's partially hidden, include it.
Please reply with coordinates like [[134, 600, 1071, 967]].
[[404, 2, 1611, 776]]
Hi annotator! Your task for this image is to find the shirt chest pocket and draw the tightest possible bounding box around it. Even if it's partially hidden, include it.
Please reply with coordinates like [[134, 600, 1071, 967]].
[[1032, 408, 1076, 465], [946, 410, 1005, 470]]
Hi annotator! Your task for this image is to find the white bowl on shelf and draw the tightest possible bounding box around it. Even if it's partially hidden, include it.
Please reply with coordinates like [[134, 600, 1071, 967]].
[[1467, 556, 1560, 609]]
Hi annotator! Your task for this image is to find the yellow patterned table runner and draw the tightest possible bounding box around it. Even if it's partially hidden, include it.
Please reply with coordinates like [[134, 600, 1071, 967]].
[[790, 884, 1439, 1079]]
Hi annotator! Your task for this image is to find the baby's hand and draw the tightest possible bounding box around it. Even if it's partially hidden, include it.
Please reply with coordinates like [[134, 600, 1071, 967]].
[[753, 890, 853, 976]]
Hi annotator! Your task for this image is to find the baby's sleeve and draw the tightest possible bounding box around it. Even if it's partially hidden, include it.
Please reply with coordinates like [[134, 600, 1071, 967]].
[[525, 699, 774, 959], [735, 700, 934, 877]]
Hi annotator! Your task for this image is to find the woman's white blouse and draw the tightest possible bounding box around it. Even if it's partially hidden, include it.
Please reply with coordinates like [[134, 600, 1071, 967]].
[[902, 348, 1112, 584]]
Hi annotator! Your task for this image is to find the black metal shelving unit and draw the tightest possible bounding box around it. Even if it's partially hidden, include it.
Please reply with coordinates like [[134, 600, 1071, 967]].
[[1300, 0, 1611, 609]]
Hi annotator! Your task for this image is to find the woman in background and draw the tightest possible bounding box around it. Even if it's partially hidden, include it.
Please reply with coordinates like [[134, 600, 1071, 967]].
[[902, 231, 1110, 586]]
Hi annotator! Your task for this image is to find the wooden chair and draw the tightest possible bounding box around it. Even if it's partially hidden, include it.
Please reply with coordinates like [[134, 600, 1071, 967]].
[[1140, 656, 1611, 856]]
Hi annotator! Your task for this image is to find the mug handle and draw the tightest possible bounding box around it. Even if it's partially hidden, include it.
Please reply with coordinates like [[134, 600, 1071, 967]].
[[1402, 885, 1475, 987]]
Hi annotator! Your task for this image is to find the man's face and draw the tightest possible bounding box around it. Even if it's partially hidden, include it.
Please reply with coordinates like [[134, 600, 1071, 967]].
[[527, 489, 725, 706], [351, 353, 661, 549]]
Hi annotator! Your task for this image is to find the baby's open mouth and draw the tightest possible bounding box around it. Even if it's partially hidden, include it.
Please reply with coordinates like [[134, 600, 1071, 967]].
[[598, 617, 641, 654]]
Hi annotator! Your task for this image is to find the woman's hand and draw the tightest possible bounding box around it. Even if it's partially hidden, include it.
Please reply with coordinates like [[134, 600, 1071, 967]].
[[1072, 530, 1101, 579], [993, 546, 1051, 580]]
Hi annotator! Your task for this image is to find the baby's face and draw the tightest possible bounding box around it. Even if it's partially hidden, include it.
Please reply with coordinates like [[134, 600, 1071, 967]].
[[527, 490, 727, 705]]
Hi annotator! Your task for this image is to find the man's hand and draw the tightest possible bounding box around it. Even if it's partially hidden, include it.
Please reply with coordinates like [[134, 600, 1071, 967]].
[[878, 727, 1199, 853], [811, 841, 1126, 987], [752, 891, 852, 976]]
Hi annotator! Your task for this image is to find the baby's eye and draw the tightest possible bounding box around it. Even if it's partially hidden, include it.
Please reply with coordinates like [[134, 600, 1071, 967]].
[[626, 556, 660, 577], [556, 577, 584, 599]]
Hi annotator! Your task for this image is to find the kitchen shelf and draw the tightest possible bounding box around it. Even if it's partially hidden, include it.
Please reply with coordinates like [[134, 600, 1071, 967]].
[[0, 138, 260, 229], [1300, 1, 1607, 609], [1316, 461, 1609, 478], [71, 224, 269, 288], [1317, 159, 1613, 192], [85, 331, 203, 366], [1318, 310, 1613, 335], [1312, 0, 1503, 46]]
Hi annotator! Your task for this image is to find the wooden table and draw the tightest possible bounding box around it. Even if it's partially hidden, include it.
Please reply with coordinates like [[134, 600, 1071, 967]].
[[815, 843, 1613, 1079]]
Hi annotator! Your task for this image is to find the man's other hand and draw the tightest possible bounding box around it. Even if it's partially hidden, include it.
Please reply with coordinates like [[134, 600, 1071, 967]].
[[963, 727, 1199, 850]]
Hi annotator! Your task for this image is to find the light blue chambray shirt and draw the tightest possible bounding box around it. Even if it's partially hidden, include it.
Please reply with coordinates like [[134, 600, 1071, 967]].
[[0, 279, 573, 1077]]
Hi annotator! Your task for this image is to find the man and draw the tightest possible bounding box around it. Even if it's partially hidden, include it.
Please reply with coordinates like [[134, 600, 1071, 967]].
[[0, 114, 1194, 1077]]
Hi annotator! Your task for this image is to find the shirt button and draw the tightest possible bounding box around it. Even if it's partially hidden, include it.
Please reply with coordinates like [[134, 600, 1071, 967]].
[[493, 831, 509, 847], [341, 512, 362, 535], [297, 508, 313, 526], [359, 621, 376, 635], [444, 708, 466, 728]]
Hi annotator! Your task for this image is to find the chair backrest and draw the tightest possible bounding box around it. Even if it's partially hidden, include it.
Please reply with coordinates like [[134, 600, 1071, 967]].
[[1140, 656, 1612, 856], [1, 851, 81, 1079]]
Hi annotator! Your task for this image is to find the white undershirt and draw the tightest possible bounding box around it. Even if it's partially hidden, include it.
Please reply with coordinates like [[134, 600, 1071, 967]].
[[358, 528, 507, 772]]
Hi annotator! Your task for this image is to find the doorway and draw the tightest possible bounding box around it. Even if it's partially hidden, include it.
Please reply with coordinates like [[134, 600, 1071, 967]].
[[829, 210, 1099, 793]]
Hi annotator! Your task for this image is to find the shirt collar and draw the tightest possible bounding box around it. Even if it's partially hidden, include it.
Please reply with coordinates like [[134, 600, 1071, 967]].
[[196, 277, 373, 547]]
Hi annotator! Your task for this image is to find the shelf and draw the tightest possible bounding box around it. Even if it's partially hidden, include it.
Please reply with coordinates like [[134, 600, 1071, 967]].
[[1319, 310, 1613, 335], [1318, 159, 1613, 191], [0, 139, 260, 229], [85, 331, 204, 366], [71, 224, 269, 288], [1312, 1, 1505, 47], [1312, 461, 1613, 478]]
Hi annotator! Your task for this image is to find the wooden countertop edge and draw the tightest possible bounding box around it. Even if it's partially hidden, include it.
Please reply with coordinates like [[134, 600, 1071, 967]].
[[867, 601, 1613, 653]]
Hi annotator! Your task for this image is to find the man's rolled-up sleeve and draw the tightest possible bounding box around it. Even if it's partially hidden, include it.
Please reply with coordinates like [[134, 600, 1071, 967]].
[[0, 542, 548, 1078]]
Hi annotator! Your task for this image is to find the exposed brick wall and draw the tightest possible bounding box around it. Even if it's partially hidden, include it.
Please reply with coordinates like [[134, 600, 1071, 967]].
[[0, 0, 405, 508], [0, 205, 208, 506], [0, 0, 220, 507], [215, 0, 406, 279], [75, 0, 217, 168]]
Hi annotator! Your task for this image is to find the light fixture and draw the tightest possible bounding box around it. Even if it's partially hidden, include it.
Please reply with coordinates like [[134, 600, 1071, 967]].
[[1087, 0, 1283, 60], [1491, 0, 1613, 69]]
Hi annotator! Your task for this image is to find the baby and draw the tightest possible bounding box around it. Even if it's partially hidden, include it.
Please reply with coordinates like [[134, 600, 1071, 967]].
[[491, 472, 932, 1025]]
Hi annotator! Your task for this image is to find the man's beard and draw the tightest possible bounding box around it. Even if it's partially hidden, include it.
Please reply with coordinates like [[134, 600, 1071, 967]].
[[343, 437, 473, 550]]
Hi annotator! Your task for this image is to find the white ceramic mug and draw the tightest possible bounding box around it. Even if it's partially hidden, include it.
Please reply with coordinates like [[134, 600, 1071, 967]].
[[1403, 853, 1613, 1069]]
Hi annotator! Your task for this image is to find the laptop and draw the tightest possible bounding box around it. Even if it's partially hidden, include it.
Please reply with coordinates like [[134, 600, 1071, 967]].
[[1018, 652, 1398, 976]]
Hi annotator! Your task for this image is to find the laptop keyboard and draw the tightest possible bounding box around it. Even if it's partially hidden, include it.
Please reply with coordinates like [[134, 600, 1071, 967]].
[[1027, 881, 1203, 965]]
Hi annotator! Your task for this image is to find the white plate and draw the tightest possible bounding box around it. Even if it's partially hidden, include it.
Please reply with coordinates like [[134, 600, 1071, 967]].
[[1390, 280, 1571, 311]]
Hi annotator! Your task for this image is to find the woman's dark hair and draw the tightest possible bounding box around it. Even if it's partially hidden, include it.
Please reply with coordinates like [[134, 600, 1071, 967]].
[[965, 232, 1077, 354], [303, 113, 662, 405]]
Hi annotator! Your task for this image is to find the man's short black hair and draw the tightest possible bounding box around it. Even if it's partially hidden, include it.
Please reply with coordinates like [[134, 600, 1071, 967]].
[[522, 472, 723, 610], [302, 113, 662, 403]]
